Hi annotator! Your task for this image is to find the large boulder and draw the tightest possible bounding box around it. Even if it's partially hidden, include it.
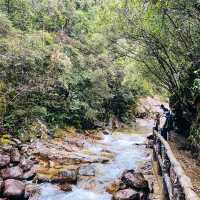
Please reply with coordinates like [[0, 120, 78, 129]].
[[10, 148, 21, 163], [121, 171, 149, 192], [0, 155, 10, 167], [1, 166, 23, 179], [3, 179, 25, 198], [113, 189, 140, 200]]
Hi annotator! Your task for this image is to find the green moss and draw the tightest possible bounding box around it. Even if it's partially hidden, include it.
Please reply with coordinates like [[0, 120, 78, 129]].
[[54, 128, 67, 138], [0, 134, 11, 145]]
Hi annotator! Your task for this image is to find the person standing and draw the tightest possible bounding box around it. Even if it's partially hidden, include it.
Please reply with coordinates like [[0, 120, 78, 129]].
[[160, 104, 173, 140]]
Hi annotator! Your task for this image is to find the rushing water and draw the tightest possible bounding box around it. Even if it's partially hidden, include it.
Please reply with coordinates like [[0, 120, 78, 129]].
[[38, 119, 153, 200]]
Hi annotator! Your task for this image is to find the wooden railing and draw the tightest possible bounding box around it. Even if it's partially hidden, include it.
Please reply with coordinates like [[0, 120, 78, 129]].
[[153, 129, 200, 200]]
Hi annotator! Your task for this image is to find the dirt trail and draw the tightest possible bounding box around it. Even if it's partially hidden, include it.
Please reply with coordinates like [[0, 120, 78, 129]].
[[169, 132, 200, 196]]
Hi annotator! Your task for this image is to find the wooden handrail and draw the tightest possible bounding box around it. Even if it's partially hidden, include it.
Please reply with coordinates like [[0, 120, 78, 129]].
[[153, 130, 200, 200]]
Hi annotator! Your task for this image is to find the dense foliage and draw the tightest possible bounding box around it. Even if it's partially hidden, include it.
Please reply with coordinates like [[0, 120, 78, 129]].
[[0, 0, 152, 139], [2, 0, 199, 148], [99, 0, 200, 146]]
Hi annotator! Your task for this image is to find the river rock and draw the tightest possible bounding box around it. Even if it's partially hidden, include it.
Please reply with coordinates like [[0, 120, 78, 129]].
[[20, 157, 34, 172], [0, 155, 10, 167], [28, 195, 40, 200], [1, 166, 23, 179], [10, 148, 21, 163], [35, 174, 51, 183], [78, 165, 95, 176], [23, 167, 36, 180], [3, 179, 25, 198], [113, 189, 140, 200], [102, 129, 111, 135], [52, 170, 77, 184], [106, 179, 126, 194], [24, 184, 40, 199], [58, 183, 72, 192], [78, 178, 97, 190], [122, 171, 149, 192]]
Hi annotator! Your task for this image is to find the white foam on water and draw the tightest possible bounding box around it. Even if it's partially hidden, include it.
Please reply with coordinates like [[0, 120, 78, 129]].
[[39, 184, 111, 200], [38, 121, 152, 200]]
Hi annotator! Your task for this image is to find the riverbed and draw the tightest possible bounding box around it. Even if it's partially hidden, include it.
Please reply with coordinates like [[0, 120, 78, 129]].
[[38, 119, 153, 200]]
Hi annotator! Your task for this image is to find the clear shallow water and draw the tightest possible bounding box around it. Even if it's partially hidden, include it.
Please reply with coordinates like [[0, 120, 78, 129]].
[[39, 119, 153, 200]]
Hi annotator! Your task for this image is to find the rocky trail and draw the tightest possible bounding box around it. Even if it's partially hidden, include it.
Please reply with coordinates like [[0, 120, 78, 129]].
[[169, 133, 200, 196]]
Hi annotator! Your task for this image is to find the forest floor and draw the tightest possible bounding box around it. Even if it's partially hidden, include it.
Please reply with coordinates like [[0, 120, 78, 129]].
[[169, 132, 200, 196]]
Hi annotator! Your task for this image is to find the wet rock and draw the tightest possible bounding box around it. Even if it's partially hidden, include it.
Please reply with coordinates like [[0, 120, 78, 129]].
[[20, 157, 34, 172], [100, 151, 115, 160], [101, 149, 113, 154], [78, 165, 95, 176], [36, 167, 78, 184], [0, 155, 10, 167], [1, 166, 23, 179], [58, 184, 72, 192], [102, 129, 111, 135], [122, 171, 149, 192], [23, 167, 36, 180], [52, 170, 77, 184], [3, 179, 25, 198], [139, 191, 148, 200], [78, 178, 97, 191], [10, 148, 20, 163], [106, 179, 126, 194], [28, 195, 40, 200], [35, 174, 51, 183], [24, 184, 40, 199], [113, 188, 140, 200]]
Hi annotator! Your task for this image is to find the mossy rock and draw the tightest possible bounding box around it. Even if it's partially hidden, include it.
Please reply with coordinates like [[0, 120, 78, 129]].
[[0, 134, 11, 145], [54, 128, 67, 138], [54, 126, 77, 138]]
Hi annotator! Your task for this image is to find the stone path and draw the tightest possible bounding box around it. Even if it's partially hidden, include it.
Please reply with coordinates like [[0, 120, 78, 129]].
[[169, 132, 200, 196]]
